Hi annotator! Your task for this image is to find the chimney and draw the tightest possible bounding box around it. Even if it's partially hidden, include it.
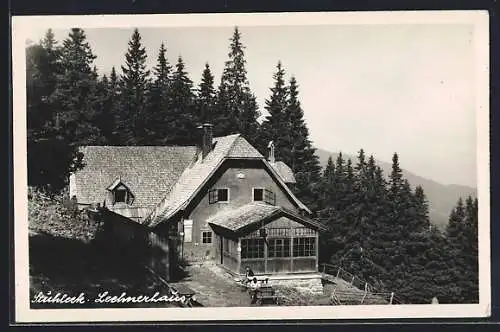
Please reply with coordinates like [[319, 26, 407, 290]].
[[198, 123, 214, 159], [267, 141, 275, 164]]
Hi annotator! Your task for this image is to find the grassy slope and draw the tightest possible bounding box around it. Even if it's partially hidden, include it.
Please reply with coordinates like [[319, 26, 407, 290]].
[[28, 188, 177, 308]]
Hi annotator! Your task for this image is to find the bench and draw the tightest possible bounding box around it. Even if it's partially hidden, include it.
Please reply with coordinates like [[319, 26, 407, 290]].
[[171, 284, 197, 307], [249, 285, 281, 305]]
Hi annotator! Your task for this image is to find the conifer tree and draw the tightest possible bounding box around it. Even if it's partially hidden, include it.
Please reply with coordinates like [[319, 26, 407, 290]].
[[320, 156, 336, 211], [146, 42, 172, 144], [50, 28, 103, 144], [196, 63, 216, 124], [413, 186, 431, 231], [285, 76, 322, 211], [259, 61, 289, 160], [164, 56, 197, 144], [32, 28, 102, 191], [215, 27, 260, 141], [117, 28, 150, 145], [26, 29, 69, 191], [94, 74, 116, 144]]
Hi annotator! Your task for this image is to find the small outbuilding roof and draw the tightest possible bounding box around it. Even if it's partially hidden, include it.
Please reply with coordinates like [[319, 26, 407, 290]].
[[207, 202, 327, 234]]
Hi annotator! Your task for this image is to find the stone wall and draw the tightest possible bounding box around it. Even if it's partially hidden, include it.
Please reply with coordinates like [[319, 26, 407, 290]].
[[270, 277, 324, 295]]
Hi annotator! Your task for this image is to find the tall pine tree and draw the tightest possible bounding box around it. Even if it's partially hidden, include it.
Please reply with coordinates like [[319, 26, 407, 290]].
[[117, 28, 151, 145], [286, 76, 322, 211], [258, 61, 289, 160], [196, 63, 216, 124], [164, 56, 197, 144], [146, 42, 172, 144], [215, 27, 260, 142]]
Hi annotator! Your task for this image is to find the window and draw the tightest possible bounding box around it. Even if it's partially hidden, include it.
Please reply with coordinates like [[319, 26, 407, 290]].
[[294, 228, 316, 237], [114, 189, 127, 203], [253, 188, 275, 205], [268, 238, 291, 258], [293, 237, 316, 257], [267, 228, 290, 237], [253, 188, 264, 201], [208, 188, 229, 204], [241, 238, 265, 259], [202, 231, 212, 244]]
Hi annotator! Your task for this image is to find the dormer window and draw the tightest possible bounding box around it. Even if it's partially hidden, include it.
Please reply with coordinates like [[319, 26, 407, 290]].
[[107, 178, 134, 205], [114, 188, 127, 203]]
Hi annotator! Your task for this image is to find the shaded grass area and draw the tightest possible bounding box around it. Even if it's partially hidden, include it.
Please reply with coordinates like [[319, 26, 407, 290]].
[[29, 231, 179, 309]]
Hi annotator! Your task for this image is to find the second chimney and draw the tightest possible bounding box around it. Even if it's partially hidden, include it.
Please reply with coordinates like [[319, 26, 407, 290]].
[[199, 123, 214, 159]]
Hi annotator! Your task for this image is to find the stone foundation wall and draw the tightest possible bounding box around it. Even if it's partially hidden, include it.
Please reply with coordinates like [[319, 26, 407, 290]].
[[271, 277, 324, 295]]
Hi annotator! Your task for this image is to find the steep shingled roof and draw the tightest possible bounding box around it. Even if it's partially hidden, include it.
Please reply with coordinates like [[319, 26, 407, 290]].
[[72, 146, 198, 209], [207, 202, 327, 233], [143, 134, 310, 227], [270, 161, 296, 184]]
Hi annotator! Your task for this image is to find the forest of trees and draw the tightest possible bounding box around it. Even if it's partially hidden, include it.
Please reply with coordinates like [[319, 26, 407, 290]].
[[26, 27, 479, 304]]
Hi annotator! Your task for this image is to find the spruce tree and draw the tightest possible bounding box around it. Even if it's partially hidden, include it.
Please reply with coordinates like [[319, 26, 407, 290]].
[[320, 156, 336, 212], [259, 61, 289, 160], [285, 76, 322, 211], [117, 28, 151, 145], [26, 29, 69, 191], [413, 185, 431, 231], [146, 42, 172, 144], [164, 56, 197, 144], [32, 28, 102, 191], [196, 63, 216, 124], [52, 28, 103, 146], [215, 27, 260, 141]]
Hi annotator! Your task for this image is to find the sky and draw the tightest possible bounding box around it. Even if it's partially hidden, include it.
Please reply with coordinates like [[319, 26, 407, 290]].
[[25, 23, 478, 187]]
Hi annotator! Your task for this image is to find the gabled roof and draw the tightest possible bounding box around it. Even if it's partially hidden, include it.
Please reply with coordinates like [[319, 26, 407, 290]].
[[73, 146, 198, 209], [143, 134, 310, 227], [207, 202, 327, 233], [270, 161, 296, 184], [106, 178, 130, 191]]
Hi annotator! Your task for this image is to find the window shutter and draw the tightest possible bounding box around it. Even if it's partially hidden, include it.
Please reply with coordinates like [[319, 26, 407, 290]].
[[209, 189, 218, 204], [128, 192, 135, 205]]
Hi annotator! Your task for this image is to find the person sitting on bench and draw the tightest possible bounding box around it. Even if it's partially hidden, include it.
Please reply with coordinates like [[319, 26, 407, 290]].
[[243, 267, 255, 286], [249, 277, 261, 304]]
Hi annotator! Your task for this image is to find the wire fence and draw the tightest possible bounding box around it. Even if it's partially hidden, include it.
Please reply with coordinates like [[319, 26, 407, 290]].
[[320, 263, 404, 304]]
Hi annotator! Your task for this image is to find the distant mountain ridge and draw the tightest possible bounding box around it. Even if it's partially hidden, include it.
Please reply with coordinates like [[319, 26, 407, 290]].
[[315, 148, 477, 230]]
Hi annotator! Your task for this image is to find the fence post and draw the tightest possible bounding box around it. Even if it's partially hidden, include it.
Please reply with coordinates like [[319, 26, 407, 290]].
[[360, 283, 368, 304], [389, 292, 394, 305], [322, 263, 325, 274]]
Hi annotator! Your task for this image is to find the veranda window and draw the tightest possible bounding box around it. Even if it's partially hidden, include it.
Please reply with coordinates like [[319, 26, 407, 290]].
[[268, 238, 291, 258], [293, 237, 316, 257], [241, 238, 265, 259]]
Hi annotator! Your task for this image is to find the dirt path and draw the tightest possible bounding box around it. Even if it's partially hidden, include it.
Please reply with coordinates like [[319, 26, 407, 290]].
[[169, 263, 254, 307]]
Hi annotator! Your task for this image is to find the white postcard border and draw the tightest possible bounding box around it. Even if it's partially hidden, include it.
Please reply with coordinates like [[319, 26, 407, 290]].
[[12, 10, 491, 322]]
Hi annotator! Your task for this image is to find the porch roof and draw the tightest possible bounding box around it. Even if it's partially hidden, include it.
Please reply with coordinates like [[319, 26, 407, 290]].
[[207, 203, 327, 234]]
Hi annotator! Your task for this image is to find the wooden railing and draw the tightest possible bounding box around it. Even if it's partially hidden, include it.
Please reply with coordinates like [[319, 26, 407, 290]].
[[320, 263, 404, 305]]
